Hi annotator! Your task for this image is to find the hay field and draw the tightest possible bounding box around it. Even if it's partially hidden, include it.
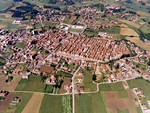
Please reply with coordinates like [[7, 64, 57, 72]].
[[137, 11, 150, 17], [0, 23, 7, 28], [21, 93, 44, 113], [118, 19, 140, 28], [105, 91, 137, 113], [0, 75, 21, 91], [120, 24, 139, 36], [126, 37, 150, 51]]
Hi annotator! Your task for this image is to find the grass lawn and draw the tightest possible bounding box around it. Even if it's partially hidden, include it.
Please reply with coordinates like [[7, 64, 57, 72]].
[[75, 93, 107, 113], [15, 76, 46, 92], [55, 70, 73, 78], [127, 78, 150, 100], [39, 95, 63, 113], [99, 82, 128, 98], [14, 92, 33, 113], [84, 28, 98, 37], [15, 41, 26, 48]]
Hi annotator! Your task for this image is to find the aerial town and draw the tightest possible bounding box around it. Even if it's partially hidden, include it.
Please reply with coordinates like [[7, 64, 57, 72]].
[[0, 0, 150, 113]]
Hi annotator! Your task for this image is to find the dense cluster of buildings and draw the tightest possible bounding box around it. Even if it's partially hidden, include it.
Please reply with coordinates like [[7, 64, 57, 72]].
[[57, 36, 130, 62]]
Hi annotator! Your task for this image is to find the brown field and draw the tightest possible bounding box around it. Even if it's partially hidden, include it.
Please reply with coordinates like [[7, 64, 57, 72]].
[[0, 23, 7, 28], [0, 92, 16, 113], [69, 16, 76, 23], [0, 13, 12, 18], [21, 93, 44, 113], [120, 24, 139, 36], [126, 36, 150, 51], [0, 75, 21, 91], [137, 11, 150, 17], [105, 91, 137, 113], [118, 19, 140, 28]]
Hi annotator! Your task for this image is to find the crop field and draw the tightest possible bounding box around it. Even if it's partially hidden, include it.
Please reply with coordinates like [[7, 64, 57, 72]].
[[75, 93, 107, 113], [0, 13, 19, 30], [104, 91, 137, 113], [126, 36, 150, 51], [0, 0, 12, 11], [15, 76, 46, 92], [0, 75, 21, 91], [118, 19, 140, 28], [140, 24, 150, 33], [69, 16, 77, 24], [62, 95, 72, 113], [137, 11, 150, 17], [120, 24, 139, 37], [21, 93, 44, 113], [39, 95, 64, 113], [13, 92, 33, 113], [99, 82, 128, 98]]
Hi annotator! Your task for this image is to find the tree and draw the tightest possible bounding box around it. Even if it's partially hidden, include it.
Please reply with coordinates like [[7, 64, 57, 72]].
[[92, 74, 97, 81]]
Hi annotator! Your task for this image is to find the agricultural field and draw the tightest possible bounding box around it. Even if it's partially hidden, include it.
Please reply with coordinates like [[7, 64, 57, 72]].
[[62, 95, 72, 113], [118, 19, 140, 28], [127, 78, 150, 100], [21, 93, 44, 113], [39, 95, 71, 113], [0, 13, 19, 30], [137, 11, 150, 17], [140, 24, 150, 33], [99, 26, 120, 34], [103, 91, 137, 113], [99, 82, 128, 98], [120, 24, 139, 37], [75, 93, 107, 113], [0, 75, 21, 91], [126, 36, 150, 51], [4, 92, 32, 113], [13, 92, 33, 113], [15, 75, 46, 92], [0, 0, 13, 11]]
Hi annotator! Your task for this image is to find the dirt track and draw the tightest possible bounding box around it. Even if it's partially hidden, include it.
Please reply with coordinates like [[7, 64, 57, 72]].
[[21, 93, 44, 113]]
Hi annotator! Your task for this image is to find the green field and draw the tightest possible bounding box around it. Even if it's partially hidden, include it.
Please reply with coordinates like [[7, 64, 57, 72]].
[[99, 26, 120, 34], [39, 95, 63, 113], [0, 0, 12, 11], [15, 76, 46, 92], [62, 95, 72, 113], [14, 92, 33, 113], [140, 24, 150, 34], [15, 42, 26, 48], [82, 68, 97, 92], [99, 82, 128, 98], [75, 93, 107, 113]]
